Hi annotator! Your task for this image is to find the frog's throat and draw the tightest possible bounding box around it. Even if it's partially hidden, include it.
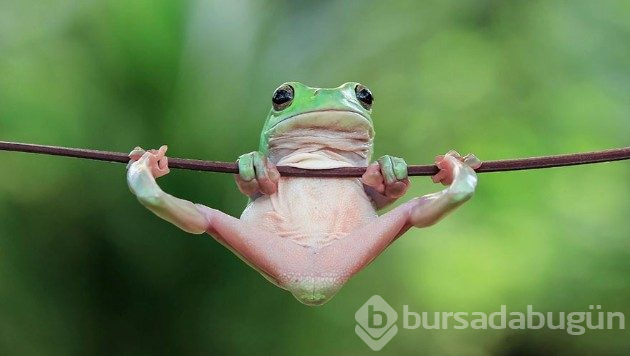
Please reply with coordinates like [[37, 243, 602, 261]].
[[261, 110, 374, 152], [267, 126, 373, 169]]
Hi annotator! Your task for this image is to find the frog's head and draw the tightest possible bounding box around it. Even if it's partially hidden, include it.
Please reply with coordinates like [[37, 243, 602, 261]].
[[259, 82, 375, 153]]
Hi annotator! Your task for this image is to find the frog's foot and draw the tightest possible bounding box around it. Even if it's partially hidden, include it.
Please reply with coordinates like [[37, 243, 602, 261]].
[[432, 150, 481, 186], [127, 145, 171, 199], [127, 145, 170, 178], [362, 155, 409, 199], [235, 151, 280, 197]]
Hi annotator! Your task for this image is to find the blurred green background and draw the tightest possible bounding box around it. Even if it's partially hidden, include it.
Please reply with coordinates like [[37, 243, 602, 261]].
[[1, 0, 629, 355]]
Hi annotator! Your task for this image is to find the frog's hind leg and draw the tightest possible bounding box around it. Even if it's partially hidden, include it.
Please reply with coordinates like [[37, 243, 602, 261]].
[[194, 205, 312, 285], [314, 201, 414, 284], [280, 205, 414, 306], [194, 204, 349, 306], [313, 152, 479, 285], [197, 205, 370, 306]]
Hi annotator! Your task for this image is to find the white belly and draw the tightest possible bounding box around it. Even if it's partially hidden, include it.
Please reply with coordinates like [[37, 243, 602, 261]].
[[240, 177, 377, 248]]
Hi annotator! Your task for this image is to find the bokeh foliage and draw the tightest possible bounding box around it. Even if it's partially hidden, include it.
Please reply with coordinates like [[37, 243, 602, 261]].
[[0, 1, 629, 355]]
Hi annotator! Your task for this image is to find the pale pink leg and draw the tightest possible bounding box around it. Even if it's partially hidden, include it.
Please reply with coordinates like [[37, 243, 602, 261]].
[[193, 205, 315, 286], [192, 203, 411, 306], [312, 151, 480, 290], [316, 200, 414, 280]]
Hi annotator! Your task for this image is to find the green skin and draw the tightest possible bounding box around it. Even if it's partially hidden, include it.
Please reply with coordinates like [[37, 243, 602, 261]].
[[260, 82, 373, 154], [238, 82, 407, 199], [127, 82, 480, 306]]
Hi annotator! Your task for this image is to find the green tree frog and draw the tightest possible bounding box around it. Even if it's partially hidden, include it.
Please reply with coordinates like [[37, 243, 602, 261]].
[[127, 82, 480, 306]]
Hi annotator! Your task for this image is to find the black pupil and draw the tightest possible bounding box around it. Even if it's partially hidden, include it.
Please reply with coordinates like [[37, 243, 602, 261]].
[[357, 88, 373, 105], [273, 89, 292, 104]]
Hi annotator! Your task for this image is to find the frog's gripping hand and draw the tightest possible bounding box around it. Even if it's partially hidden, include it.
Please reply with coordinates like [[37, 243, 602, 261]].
[[127, 146, 210, 234], [362, 155, 410, 209], [235, 151, 280, 198]]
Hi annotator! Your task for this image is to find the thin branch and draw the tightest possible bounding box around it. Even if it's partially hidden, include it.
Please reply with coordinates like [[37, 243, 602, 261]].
[[0, 140, 628, 177]]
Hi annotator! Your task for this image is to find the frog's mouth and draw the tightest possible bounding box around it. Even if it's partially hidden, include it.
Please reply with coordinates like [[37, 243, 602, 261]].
[[265, 110, 374, 139]]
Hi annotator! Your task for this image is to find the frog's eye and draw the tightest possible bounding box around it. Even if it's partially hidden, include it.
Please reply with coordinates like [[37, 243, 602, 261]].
[[272, 84, 294, 111], [354, 84, 373, 110]]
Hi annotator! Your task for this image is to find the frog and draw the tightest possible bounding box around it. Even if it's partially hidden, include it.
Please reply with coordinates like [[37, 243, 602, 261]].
[[126, 82, 481, 306]]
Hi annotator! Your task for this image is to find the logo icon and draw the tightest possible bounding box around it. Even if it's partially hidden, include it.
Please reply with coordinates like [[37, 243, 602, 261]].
[[355, 295, 398, 351]]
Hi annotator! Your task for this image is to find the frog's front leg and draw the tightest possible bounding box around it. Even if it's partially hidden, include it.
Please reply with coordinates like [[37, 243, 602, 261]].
[[361, 155, 410, 209], [234, 151, 280, 198]]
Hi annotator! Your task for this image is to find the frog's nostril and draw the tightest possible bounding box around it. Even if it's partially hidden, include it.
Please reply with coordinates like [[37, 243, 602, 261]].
[[313, 89, 321, 96]]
